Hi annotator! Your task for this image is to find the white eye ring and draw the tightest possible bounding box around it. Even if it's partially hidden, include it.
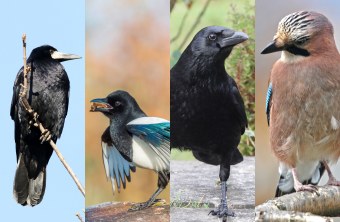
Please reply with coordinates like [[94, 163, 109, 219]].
[[208, 34, 217, 41]]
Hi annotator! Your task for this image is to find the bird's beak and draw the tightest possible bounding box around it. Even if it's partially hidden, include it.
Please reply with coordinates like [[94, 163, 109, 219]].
[[261, 40, 284, 54], [51, 51, 81, 61], [90, 98, 113, 112], [220, 31, 248, 48]]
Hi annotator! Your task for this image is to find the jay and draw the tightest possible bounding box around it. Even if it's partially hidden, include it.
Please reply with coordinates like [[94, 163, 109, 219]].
[[262, 11, 340, 196]]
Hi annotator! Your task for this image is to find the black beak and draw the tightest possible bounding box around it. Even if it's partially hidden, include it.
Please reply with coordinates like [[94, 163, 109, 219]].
[[220, 31, 248, 48], [261, 40, 284, 54], [90, 98, 113, 112]]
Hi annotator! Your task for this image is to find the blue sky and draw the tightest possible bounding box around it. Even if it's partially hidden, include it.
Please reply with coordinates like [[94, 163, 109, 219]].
[[0, 0, 85, 221]]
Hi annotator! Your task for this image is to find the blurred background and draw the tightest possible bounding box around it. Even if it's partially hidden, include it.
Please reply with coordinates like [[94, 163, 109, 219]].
[[256, 0, 340, 210], [170, 0, 255, 160], [85, 0, 170, 206], [0, 0, 85, 221]]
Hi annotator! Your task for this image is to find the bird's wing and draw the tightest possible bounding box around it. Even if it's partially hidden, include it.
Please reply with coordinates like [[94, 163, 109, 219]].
[[10, 67, 23, 120], [101, 129, 136, 194], [266, 82, 273, 126], [230, 79, 248, 133], [126, 117, 170, 169]]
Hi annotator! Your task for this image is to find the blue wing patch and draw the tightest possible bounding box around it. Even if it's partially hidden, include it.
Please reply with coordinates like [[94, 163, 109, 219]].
[[126, 117, 170, 170], [127, 122, 170, 147], [266, 83, 273, 126], [102, 142, 136, 193]]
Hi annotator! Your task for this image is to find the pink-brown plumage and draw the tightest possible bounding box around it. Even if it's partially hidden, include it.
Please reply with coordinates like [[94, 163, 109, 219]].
[[263, 11, 340, 194]]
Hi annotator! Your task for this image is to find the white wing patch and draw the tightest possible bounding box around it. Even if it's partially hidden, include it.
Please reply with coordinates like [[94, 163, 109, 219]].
[[127, 117, 169, 125], [131, 136, 169, 172]]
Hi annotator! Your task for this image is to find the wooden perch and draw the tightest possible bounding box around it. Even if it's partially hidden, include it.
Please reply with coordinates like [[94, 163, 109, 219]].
[[20, 34, 85, 197], [255, 186, 340, 221], [86, 202, 170, 222]]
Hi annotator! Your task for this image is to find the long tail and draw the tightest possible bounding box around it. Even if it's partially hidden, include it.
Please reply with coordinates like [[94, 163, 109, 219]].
[[13, 153, 46, 206]]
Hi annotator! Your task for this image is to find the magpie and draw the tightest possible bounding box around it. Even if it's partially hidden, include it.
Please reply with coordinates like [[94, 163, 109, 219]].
[[11, 45, 80, 206], [171, 26, 248, 218], [90, 90, 170, 211]]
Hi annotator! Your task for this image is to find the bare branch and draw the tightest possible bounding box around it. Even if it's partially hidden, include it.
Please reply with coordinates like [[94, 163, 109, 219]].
[[178, 0, 212, 51], [20, 34, 85, 197], [255, 186, 340, 221], [76, 212, 84, 222], [170, 8, 189, 43], [170, 0, 177, 12]]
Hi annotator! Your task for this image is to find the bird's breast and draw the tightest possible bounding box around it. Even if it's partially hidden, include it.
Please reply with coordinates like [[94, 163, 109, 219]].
[[270, 60, 340, 166]]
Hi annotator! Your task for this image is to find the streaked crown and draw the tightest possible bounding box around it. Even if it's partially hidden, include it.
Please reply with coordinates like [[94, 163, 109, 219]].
[[275, 11, 333, 46]]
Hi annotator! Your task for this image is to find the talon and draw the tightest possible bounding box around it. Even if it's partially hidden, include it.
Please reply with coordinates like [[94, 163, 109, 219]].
[[40, 129, 52, 143]]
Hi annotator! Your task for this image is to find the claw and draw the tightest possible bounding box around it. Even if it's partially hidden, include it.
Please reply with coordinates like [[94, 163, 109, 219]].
[[40, 129, 52, 143]]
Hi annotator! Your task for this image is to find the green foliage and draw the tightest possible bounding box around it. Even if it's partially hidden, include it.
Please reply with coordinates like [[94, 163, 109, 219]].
[[225, 4, 255, 156], [171, 1, 255, 157]]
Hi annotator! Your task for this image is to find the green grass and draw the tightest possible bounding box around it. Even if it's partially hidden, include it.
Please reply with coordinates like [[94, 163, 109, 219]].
[[171, 149, 195, 160]]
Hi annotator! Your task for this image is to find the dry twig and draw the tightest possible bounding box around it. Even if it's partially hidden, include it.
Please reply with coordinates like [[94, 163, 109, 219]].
[[178, 0, 212, 51], [20, 34, 85, 197], [76, 212, 84, 222]]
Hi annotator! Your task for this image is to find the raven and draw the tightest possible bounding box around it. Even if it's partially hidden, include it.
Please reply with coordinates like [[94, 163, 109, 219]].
[[90, 90, 170, 211], [11, 45, 80, 206], [171, 26, 248, 218]]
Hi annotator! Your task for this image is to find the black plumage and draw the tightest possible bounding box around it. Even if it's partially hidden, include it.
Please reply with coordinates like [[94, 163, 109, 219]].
[[171, 26, 248, 218], [11, 45, 80, 206]]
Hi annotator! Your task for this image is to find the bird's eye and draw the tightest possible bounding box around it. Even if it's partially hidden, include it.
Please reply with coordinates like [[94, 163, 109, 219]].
[[115, 101, 121, 107], [49, 49, 54, 54], [295, 38, 308, 45], [208, 34, 217, 41]]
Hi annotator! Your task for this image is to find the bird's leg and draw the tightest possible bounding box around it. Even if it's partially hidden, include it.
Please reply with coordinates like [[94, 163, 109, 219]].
[[322, 161, 340, 186], [128, 171, 168, 212], [128, 187, 164, 212], [209, 162, 235, 219], [292, 168, 319, 193]]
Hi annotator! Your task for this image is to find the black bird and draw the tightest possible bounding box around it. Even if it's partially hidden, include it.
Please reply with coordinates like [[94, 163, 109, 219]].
[[90, 90, 170, 211], [171, 26, 248, 218], [11, 45, 80, 206]]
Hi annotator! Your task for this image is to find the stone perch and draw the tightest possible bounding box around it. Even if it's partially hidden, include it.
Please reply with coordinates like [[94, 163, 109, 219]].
[[171, 157, 255, 222]]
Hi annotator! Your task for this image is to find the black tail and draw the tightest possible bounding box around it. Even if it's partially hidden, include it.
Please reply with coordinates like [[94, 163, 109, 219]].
[[13, 153, 46, 206]]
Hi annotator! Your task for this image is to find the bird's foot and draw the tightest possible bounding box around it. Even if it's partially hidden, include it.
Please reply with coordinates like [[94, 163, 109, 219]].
[[40, 129, 52, 143], [209, 204, 235, 218], [295, 183, 319, 195], [128, 199, 162, 212], [326, 177, 340, 186]]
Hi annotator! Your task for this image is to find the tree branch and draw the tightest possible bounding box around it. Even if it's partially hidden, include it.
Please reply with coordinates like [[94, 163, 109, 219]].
[[20, 34, 85, 197], [255, 186, 340, 221], [178, 0, 212, 51]]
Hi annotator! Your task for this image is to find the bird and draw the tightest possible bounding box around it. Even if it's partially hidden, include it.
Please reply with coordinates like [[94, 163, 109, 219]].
[[90, 90, 170, 211], [171, 26, 248, 218], [262, 11, 340, 196], [11, 45, 80, 206]]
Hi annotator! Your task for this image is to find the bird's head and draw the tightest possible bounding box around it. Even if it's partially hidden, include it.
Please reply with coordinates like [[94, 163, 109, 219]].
[[190, 26, 248, 60], [90, 90, 144, 121], [28, 45, 81, 62], [261, 11, 335, 58]]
